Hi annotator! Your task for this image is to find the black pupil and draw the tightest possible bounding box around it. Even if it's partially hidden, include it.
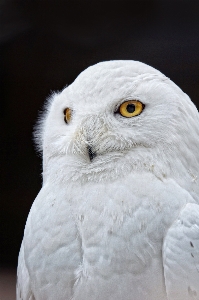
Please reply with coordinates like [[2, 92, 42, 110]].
[[126, 104, 135, 113]]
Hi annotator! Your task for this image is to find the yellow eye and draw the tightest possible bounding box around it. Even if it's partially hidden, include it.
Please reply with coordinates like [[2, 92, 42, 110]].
[[64, 108, 72, 124], [119, 100, 144, 118]]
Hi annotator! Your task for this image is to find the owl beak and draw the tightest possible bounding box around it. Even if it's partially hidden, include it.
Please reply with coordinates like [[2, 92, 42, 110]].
[[87, 144, 96, 162]]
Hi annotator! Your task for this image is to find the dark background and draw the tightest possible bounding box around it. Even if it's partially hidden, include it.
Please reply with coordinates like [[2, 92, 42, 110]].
[[1, 0, 199, 269]]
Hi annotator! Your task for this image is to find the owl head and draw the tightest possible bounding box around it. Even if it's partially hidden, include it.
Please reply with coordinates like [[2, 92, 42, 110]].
[[34, 60, 199, 189]]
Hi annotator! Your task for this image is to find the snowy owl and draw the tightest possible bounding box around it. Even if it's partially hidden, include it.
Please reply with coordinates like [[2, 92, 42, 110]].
[[17, 60, 199, 300]]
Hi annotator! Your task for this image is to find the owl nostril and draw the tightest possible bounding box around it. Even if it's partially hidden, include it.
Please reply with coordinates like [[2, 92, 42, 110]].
[[87, 145, 96, 161]]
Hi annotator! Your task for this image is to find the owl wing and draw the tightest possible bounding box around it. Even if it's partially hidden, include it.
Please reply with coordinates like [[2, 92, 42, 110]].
[[163, 203, 199, 299], [17, 242, 34, 300]]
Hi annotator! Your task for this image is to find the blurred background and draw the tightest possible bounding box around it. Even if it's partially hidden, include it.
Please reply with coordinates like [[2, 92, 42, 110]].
[[1, 0, 199, 298]]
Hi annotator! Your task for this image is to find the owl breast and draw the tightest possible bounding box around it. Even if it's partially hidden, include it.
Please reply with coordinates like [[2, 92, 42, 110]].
[[24, 172, 194, 300]]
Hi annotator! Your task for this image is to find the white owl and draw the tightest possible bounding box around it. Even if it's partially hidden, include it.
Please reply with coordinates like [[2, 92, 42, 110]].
[[17, 60, 199, 300]]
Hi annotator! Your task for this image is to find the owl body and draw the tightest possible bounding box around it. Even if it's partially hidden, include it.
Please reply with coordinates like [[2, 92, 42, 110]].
[[21, 171, 192, 300], [17, 61, 199, 299]]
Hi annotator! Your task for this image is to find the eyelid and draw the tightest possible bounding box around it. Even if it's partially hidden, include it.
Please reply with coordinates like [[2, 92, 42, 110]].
[[114, 98, 141, 113]]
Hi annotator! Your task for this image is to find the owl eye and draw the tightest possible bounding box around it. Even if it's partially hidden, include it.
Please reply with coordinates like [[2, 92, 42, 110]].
[[63, 108, 72, 124], [119, 100, 144, 118]]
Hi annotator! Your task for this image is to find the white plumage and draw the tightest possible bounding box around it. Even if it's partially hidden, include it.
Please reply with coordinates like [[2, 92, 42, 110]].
[[17, 60, 199, 300]]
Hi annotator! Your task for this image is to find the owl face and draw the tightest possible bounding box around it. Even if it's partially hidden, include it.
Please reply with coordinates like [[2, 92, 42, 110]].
[[35, 61, 199, 182]]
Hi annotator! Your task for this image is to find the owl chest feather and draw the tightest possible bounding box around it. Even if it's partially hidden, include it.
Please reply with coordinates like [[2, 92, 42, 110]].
[[24, 172, 194, 299]]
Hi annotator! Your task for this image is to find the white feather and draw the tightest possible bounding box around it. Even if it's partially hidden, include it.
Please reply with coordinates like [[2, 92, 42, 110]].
[[17, 60, 199, 299]]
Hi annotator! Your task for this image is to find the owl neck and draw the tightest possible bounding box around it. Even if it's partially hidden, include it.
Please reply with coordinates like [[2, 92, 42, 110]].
[[42, 144, 199, 204]]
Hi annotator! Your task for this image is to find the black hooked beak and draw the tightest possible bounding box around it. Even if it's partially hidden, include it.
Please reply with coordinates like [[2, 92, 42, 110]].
[[87, 145, 96, 162]]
